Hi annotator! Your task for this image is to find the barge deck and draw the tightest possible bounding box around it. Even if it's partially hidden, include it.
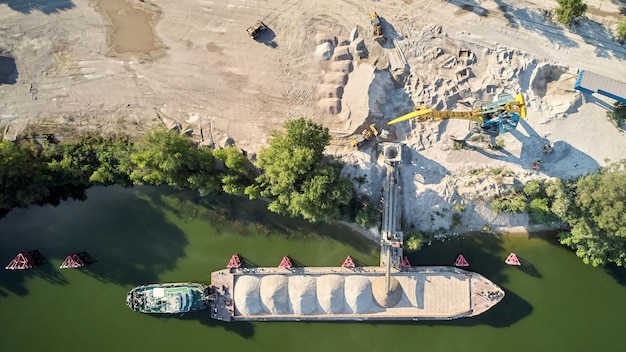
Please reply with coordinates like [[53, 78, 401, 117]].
[[209, 265, 503, 322]]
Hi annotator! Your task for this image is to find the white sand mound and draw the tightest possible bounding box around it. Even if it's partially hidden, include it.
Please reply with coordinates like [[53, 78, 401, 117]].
[[340, 64, 375, 128], [316, 275, 345, 314], [323, 72, 348, 85], [332, 46, 352, 61], [260, 275, 291, 314], [344, 275, 376, 314], [531, 63, 579, 112], [331, 60, 353, 73], [315, 42, 334, 61], [317, 98, 342, 114], [234, 276, 265, 316], [288, 276, 318, 315], [318, 84, 343, 99]]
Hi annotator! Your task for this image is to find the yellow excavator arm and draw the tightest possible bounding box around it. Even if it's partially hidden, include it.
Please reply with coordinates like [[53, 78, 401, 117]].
[[388, 93, 526, 125]]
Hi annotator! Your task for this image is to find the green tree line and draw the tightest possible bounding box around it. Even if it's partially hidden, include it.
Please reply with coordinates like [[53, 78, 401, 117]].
[[1, 118, 373, 226], [487, 161, 626, 267]]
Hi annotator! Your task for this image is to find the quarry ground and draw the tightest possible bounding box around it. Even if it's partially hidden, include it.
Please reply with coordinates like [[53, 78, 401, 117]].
[[1, 0, 625, 236]]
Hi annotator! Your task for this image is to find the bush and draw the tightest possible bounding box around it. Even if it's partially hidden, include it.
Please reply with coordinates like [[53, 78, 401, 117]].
[[523, 179, 543, 197], [528, 197, 551, 224], [490, 192, 527, 214], [607, 102, 626, 126], [451, 213, 463, 228], [405, 230, 428, 252], [355, 200, 379, 229], [616, 19, 626, 41], [554, 0, 587, 26]]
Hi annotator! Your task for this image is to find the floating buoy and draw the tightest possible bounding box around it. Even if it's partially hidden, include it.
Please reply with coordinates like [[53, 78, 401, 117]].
[[278, 255, 292, 268], [505, 253, 521, 266], [227, 254, 242, 268], [342, 255, 356, 268], [401, 256, 412, 268], [59, 253, 86, 269], [5, 252, 34, 270], [5, 250, 47, 270], [455, 254, 469, 267]]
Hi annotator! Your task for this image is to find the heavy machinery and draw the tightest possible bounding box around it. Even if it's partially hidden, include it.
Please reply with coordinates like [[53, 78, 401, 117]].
[[388, 93, 527, 137], [247, 20, 268, 38], [370, 12, 385, 44], [351, 124, 379, 147]]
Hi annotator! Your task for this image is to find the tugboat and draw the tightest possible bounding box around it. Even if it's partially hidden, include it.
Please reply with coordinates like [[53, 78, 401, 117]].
[[126, 283, 210, 314]]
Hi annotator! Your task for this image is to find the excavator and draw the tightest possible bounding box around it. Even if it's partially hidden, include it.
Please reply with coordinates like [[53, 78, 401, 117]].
[[388, 93, 527, 137], [370, 12, 385, 44], [351, 124, 379, 148]]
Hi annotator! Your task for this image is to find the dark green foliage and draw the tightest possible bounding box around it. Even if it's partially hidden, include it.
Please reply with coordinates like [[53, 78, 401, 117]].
[[0, 138, 99, 214], [0, 140, 47, 210], [523, 179, 544, 197], [617, 20, 626, 41], [213, 147, 256, 195], [451, 212, 462, 228], [555, 0, 587, 25], [606, 102, 626, 126], [490, 192, 527, 214], [354, 198, 379, 229], [43, 134, 133, 187], [528, 198, 551, 224], [251, 117, 351, 223], [405, 230, 431, 252], [545, 179, 573, 219], [129, 128, 221, 194], [555, 161, 626, 266]]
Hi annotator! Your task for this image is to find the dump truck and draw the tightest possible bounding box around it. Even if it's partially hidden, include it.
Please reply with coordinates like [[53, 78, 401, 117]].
[[247, 20, 267, 38], [370, 12, 384, 44], [351, 124, 379, 147]]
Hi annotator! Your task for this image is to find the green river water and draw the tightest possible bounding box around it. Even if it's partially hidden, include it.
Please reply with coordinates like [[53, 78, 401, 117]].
[[1, 186, 625, 351]]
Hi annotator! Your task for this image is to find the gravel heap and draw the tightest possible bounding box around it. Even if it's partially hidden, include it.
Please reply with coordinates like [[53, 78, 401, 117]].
[[234, 274, 392, 316]]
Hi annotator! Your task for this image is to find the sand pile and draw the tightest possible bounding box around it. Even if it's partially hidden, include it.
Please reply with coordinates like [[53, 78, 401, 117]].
[[234, 276, 264, 316], [316, 275, 345, 314], [260, 275, 291, 314], [344, 276, 378, 314], [288, 276, 318, 315], [530, 63, 580, 113], [233, 274, 389, 316], [371, 276, 402, 308]]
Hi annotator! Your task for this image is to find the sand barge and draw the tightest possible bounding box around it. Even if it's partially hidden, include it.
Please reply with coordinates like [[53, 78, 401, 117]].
[[209, 265, 504, 322]]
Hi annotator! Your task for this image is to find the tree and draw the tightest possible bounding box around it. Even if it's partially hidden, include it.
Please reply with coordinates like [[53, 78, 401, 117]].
[[0, 140, 47, 211], [490, 192, 527, 214], [554, 0, 587, 26], [556, 160, 626, 266], [213, 147, 256, 195], [523, 179, 543, 197], [545, 178, 573, 219], [129, 127, 219, 191], [250, 117, 351, 223], [606, 102, 626, 126], [616, 20, 626, 41], [405, 230, 427, 252], [43, 134, 133, 187]]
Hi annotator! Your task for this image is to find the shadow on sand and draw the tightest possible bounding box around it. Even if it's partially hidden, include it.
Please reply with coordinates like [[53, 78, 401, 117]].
[[492, 1, 580, 49], [469, 118, 600, 178], [0, 0, 74, 14], [253, 27, 278, 48]]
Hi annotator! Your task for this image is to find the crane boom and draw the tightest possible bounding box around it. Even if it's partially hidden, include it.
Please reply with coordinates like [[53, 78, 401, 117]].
[[388, 93, 526, 136]]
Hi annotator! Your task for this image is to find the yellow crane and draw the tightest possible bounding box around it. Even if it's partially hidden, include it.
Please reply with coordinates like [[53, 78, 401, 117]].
[[388, 93, 527, 136]]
